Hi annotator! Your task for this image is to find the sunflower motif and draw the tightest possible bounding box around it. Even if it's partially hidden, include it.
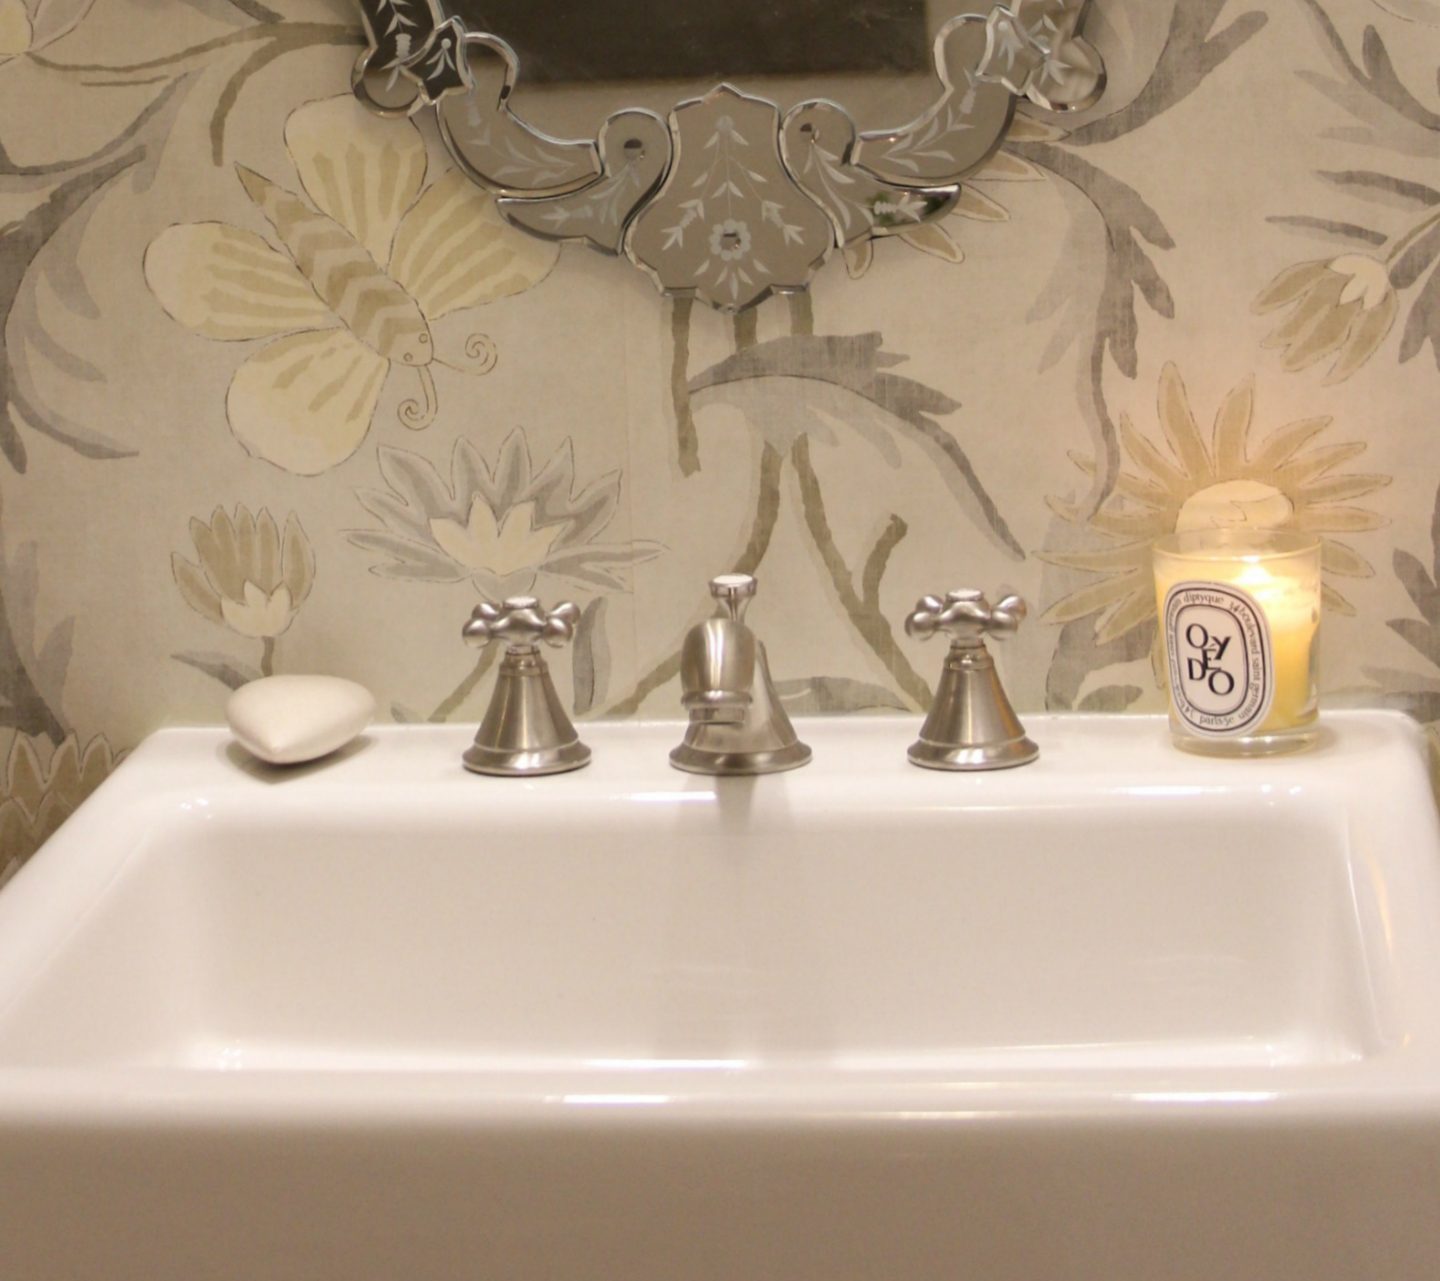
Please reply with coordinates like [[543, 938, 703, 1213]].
[[1041, 363, 1389, 643], [348, 428, 660, 601], [0, 733, 116, 887]]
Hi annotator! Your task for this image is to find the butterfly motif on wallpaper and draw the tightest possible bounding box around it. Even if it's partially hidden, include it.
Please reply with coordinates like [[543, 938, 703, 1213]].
[[144, 95, 558, 476]]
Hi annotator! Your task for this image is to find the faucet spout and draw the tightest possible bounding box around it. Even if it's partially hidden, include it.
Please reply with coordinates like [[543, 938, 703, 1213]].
[[679, 618, 755, 725], [669, 575, 810, 776]]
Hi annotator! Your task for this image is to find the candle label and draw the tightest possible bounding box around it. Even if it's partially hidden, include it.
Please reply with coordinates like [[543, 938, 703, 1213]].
[[1163, 581, 1274, 737]]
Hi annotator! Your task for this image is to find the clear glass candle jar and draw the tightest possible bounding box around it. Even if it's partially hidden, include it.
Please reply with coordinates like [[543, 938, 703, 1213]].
[[1152, 529, 1322, 757]]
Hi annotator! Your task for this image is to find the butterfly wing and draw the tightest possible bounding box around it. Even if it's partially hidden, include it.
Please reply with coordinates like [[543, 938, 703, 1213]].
[[388, 170, 559, 320], [144, 223, 333, 340], [228, 329, 388, 476], [283, 95, 429, 268]]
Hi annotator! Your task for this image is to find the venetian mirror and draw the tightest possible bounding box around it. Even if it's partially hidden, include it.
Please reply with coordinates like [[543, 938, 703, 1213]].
[[350, 1, 1105, 311]]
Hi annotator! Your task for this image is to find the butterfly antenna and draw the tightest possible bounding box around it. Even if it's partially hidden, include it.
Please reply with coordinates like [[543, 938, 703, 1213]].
[[398, 366, 439, 430], [434, 333, 498, 376]]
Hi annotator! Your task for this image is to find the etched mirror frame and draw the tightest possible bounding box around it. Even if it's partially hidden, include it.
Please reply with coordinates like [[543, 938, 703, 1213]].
[[350, 1, 1104, 312]]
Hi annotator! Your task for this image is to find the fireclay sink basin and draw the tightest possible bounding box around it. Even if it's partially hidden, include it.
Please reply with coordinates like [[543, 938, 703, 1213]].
[[3, 712, 1440, 1280]]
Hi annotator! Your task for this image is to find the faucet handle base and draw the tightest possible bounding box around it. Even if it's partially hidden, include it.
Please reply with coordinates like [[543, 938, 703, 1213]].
[[906, 639, 1039, 771], [669, 738, 811, 777], [462, 645, 591, 777], [907, 734, 1037, 772], [464, 736, 592, 777]]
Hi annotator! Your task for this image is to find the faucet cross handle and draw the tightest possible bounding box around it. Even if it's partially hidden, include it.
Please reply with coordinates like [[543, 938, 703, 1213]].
[[904, 587, 1037, 771], [463, 596, 580, 652], [905, 589, 1027, 647], [459, 595, 590, 777]]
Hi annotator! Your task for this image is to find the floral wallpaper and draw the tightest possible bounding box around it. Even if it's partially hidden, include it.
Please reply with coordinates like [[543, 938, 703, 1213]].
[[1, 0, 1438, 881]]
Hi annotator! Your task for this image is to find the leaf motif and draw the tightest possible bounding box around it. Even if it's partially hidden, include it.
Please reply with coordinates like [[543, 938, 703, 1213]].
[[843, 241, 873, 278], [1077, 685, 1144, 712], [2, 148, 150, 469], [897, 222, 964, 264], [1318, 170, 1440, 211], [974, 150, 1042, 182], [1010, 138, 1176, 508], [1393, 549, 1440, 622], [173, 651, 263, 692], [571, 597, 608, 716], [1389, 618, 1440, 670], [954, 187, 1009, 221], [689, 334, 1022, 559], [1044, 615, 1157, 711], [1399, 262, 1440, 370], [377, 444, 458, 519], [543, 544, 661, 592], [346, 530, 465, 581], [1063, 2, 1268, 148], [355, 486, 430, 543], [773, 677, 906, 714], [1264, 216, 1387, 248], [33, 616, 74, 712]]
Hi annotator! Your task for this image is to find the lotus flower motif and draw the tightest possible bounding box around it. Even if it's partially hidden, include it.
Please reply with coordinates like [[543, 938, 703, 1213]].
[[0, 733, 116, 886], [173, 506, 316, 640]]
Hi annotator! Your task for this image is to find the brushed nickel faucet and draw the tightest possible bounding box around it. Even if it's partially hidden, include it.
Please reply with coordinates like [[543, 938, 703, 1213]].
[[460, 596, 591, 776], [669, 574, 811, 776], [905, 588, 1039, 770]]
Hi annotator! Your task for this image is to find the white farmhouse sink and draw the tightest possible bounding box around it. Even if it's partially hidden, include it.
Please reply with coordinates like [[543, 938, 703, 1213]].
[[1, 712, 1439, 1280]]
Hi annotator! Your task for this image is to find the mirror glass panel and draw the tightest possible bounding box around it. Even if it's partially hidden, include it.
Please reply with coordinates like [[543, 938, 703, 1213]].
[[449, 0, 951, 141], [350, 0, 1104, 310]]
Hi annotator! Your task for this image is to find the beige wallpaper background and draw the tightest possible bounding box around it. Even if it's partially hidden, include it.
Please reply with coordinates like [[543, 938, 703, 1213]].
[[1, 0, 1438, 878]]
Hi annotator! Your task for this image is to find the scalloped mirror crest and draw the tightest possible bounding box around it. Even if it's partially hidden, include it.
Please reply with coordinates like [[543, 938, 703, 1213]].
[[349, 0, 1104, 313]]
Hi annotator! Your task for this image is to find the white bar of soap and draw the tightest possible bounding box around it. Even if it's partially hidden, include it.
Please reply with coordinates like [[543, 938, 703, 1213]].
[[226, 676, 376, 765]]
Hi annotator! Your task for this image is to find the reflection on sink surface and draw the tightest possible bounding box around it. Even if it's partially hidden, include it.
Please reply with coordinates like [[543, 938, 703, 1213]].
[[2, 712, 1440, 1281]]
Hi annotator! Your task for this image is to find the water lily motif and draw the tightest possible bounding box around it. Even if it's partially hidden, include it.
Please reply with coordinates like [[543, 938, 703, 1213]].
[[0, 733, 115, 887], [1041, 363, 1389, 641], [348, 429, 660, 600], [145, 95, 558, 475], [173, 506, 316, 640], [1253, 254, 1399, 384]]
